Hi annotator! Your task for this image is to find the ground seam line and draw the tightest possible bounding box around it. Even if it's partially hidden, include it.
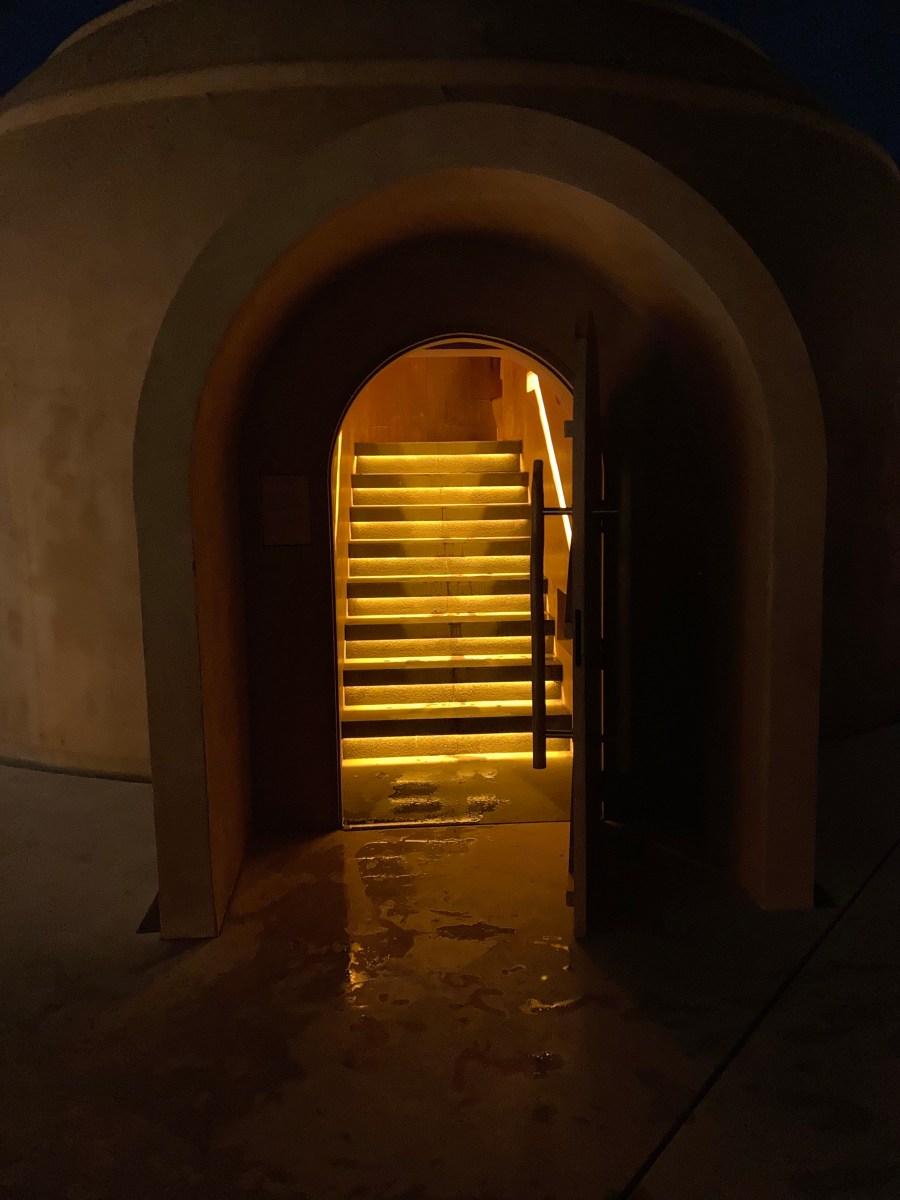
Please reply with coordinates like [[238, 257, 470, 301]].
[[616, 831, 900, 1198]]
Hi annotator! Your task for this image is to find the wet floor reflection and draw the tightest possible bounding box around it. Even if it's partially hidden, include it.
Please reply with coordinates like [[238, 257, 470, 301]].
[[4, 822, 832, 1200]]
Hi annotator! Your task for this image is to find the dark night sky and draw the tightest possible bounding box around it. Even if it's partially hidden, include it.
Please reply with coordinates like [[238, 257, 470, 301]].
[[1, 0, 898, 157]]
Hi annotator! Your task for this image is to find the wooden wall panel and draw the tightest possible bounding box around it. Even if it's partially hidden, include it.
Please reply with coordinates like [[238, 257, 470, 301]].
[[349, 355, 500, 443]]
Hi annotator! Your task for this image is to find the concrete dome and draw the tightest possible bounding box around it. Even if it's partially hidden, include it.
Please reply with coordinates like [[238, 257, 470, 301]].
[[4, 0, 819, 115], [0, 0, 897, 793]]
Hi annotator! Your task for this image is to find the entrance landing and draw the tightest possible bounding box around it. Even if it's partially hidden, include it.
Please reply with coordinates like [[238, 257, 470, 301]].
[[5, 726, 900, 1198], [3, 820, 832, 1198], [341, 754, 571, 827]]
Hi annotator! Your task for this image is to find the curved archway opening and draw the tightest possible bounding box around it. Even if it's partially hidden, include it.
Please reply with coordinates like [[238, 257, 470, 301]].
[[235, 225, 787, 892], [330, 337, 575, 829], [135, 105, 823, 936]]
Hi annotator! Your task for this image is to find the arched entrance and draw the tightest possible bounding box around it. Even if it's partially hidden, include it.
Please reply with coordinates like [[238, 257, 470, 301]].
[[237, 235, 623, 838], [134, 104, 824, 938], [328, 338, 576, 830]]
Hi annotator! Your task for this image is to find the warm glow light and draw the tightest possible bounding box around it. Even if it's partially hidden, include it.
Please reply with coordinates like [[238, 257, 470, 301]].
[[333, 429, 343, 544], [352, 521, 529, 539], [357, 452, 519, 474], [350, 557, 531, 578], [347, 609, 526, 621], [526, 371, 572, 547], [353, 486, 526, 505], [344, 750, 572, 767], [345, 638, 536, 659], [343, 697, 562, 713], [342, 728, 570, 759], [348, 594, 530, 617], [335, 420, 573, 785], [344, 679, 562, 705], [343, 652, 535, 665]]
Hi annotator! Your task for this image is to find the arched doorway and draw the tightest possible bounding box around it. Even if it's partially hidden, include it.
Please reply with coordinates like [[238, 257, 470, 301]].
[[329, 338, 575, 830], [237, 234, 623, 839], [134, 105, 824, 937]]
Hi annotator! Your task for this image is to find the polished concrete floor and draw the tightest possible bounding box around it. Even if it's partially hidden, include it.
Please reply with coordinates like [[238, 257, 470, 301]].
[[340, 754, 572, 826], [1, 726, 899, 1199]]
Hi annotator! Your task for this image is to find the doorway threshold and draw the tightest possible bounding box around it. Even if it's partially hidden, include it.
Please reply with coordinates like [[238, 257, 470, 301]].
[[340, 754, 571, 827]]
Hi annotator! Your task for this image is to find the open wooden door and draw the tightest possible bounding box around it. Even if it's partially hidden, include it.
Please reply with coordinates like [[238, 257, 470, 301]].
[[529, 315, 622, 936], [569, 315, 619, 937]]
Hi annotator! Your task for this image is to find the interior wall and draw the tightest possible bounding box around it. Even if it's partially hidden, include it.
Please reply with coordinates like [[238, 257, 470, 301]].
[[610, 327, 743, 850], [347, 356, 500, 443]]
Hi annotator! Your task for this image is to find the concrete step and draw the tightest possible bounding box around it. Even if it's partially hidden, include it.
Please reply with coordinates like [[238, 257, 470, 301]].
[[356, 451, 521, 475], [341, 709, 573, 738], [348, 603, 532, 620], [347, 593, 531, 618], [350, 504, 530, 521], [341, 728, 573, 762], [352, 471, 529, 488], [350, 503, 530, 543], [343, 636, 550, 660], [351, 519, 529, 541], [347, 576, 535, 597], [352, 482, 528, 507], [345, 700, 571, 724], [349, 554, 531, 577], [343, 686, 564, 710], [355, 440, 522, 455], [343, 676, 563, 707], [347, 573, 543, 616], [348, 537, 530, 559], [344, 616, 553, 641], [342, 659, 564, 686]]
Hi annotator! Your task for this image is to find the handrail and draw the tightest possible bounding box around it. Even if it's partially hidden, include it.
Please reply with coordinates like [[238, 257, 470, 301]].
[[531, 459, 547, 769]]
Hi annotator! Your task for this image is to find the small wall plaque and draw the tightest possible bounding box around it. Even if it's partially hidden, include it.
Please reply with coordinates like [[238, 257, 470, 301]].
[[260, 475, 312, 546]]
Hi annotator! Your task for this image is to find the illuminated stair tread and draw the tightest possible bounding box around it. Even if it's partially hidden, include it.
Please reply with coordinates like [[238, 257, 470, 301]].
[[341, 713, 573, 737], [349, 559, 530, 578], [351, 523, 530, 541], [357, 455, 520, 475], [342, 659, 563, 683], [342, 699, 569, 720], [341, 733, 573, 762], [344, 640, 549, 659], [343, 679, 563, 705], [342, 652, 543, 665], [346, 577, 542, 616], [349, 602, 530, 618], [347, 575, 536, 592], [345, 609, 532, 622], [348, 537, 530, 557], [345, 616, 553, 636], [353, 488, 528, 507], [351, 471, 529, 487], [355, 440, 522, 454], [350, 504, 530, 520]]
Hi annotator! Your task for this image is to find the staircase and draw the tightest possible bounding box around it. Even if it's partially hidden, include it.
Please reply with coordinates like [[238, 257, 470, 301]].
[[340, 440, 571, 764]]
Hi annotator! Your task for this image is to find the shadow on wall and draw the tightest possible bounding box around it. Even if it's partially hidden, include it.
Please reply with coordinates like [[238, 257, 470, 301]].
[[612, 319, 743, 856]]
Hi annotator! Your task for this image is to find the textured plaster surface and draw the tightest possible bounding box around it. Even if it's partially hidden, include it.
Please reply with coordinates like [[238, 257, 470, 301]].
[[2, 725, 899, 1199]]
